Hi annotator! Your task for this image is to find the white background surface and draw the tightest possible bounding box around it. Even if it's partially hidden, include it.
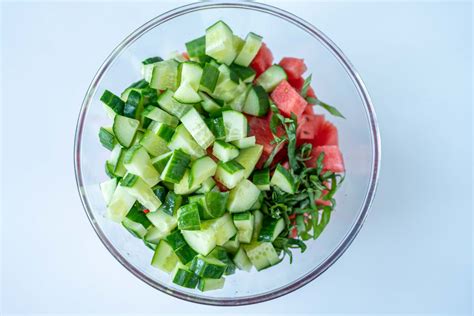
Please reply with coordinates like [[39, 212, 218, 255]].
[[1, 1, 472, 315]]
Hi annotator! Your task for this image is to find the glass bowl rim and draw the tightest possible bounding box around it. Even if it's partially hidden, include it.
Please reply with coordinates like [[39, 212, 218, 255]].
[[73, 0, 381, 306]]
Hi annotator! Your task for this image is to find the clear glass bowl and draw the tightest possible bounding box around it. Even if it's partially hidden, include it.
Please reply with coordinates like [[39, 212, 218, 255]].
[[74, 1, 380, 306]]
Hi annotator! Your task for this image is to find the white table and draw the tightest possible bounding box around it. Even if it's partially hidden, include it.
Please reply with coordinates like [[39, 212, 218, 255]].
[[1, 1, 472, 315]]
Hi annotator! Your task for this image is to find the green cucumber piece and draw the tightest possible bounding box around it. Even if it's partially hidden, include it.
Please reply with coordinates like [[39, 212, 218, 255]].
[[177, 203, 201, 231], [173, 82, 202, 104], [100, 178, 118, 205], [243, 242, 280, 271], [198, 278, 225, 292], [228, 82, 250, 112], [180, 107, 215, 149], [226, 179, 260, 213], [234, 32, 263, 67], [230, 64, 256, 83], [235, 145, 263, 178], [209, 246, 236, 275], [172, 263, 199, 288], [233, 247, 252, 271], [271, 164, 296, 194], [222, 110, 247, 142], [212, 64, 240, 102], [189, 156, 217, 188], [139, 129, 169, 157], [121, 174, 162, 212], [231, 136, 256, 149], [211, 213, 237, 246], [150, 59, 179, 91], [141, 57, 163, 82], [152, 185, 167, 202], [151, 151, 172, 173], [205, 20, 236, 65], [252, 210, 264, 241], [123, 145, 160, 186], [258, 217, 285, 242], [222, 234, 240, 255], [252, 168, 270, 191], [106, 185, 136, 222], [143, 106, 179, 127], [174, 169, 201, 195], [149, 122, 175, 143], [199, 92, 221, 114], [186, 36, 206, 58], [233, 211, 254, 243], [167, 124, 206, 159], [190, 255, 226, 279], [205, 191, 229, 219], [122, 202, 152, 238], [249, 192, 264, 210], [160, 149, 191, 183], [157, 89, 192, 118], [151, 240, 179, 273], [182, 220, 216, 256], [255, 65, 287, 92], [113, 115, 139, 148], [99, 127, 116, 150], [100, 90, 124, 118], [196, 177, 216, 194], [233, 35, 245, 54], [242, 85, 270, 116], [200, 63, 220, 93], [166, 231, 198, 264], [123, 89, 144, 120], [177, 61, 203, 90], [212, 140, 239, 162], [205, 117, 226, 140], [214, 160, 245, 189], [160, 191, 183, 216]]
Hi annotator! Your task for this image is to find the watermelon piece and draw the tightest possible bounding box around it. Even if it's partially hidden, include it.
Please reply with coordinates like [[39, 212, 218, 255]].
[[309, 119, 339, 148], [279, 57, 307, 81], [297, 114, 324, 143], [271, 80, 307, 118], [250, 43, 273, 77], [307, 86, 316, 98], [303, 104, 314, 115], [288, 76, 305, 92], [247, 113, 286, 168], [307, 145, 344, 173]]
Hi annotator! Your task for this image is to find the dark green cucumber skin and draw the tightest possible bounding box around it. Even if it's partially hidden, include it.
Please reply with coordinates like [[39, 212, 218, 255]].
[[165, 230, 197, 264], [209, 246, 236, 275], [142, 56, 163, 65], [105, 162, 116, 179], [156, 124, 175, 142], [219, 160, 245, 173], [152, 185, 168, 202], [252, 168, 270, 186], [274, 164, 296, 191], [185, 36, 206, 58], [123, 90, 143, 119], [190, 256, 226, 279], [161, 191, 183, 216], [162, 150, 191, 183], [126, 202, 152, 228], [152, 152, 172, 173], [100, 90, 124, 115], [230, 64, 256, 81], [205, 117, 226, 140], [173, 268, 199, 288], [252, 85, 270, 116], [166, 230, 188, 250], [127, 79, 149, 89], [177, 203, 201, 231], [174, 245, 198, 264], [233, 211, 252, 221], [258, 218, 282, 242], [205, 191, 229, 218], [200, 63, 220, 92], [120, 173, 139, 187], [99, 127, 116, 150]]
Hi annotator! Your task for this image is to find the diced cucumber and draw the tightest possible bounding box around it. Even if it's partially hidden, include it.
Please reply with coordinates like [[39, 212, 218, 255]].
[[250, 192, 264, 210], [123, 145, 160, 186], [210, 213, 237, 246], [100, 178, 118, 205], [149, 122, 175, 143], [189, 156, 217, 188], [107, 144, 127, 177], [243, 242, 280, 271], [235, 145, 263, 178], [252, 168, 270, 191], [100, 90, 124, 118], [186, 36, 206, 58], [106, 185, 136, 222], [222, 234, 240, 255], [160, 191, 183, 216], [230, 64, 256, 83], [177, 203, 201, 230], [209, 246, 236, 275], [180, 107, 215, 149], [113, 115, 139, 148], [214, 160, 245, 189], [142, 57, 163, 82], [199, 92, 221, 114], [144, 239, 157, 250], [204, 191, 229, 219], [151, 151, 172, 173], [255, 65, 287, 92], [182, 220, 216, 256], [234, 32, 263, 67], [143, 106, 179, 127], [152, 185, 167, 202], [222, 110, 247, 142], [227, 179, 260, 213], [122, 202, 152, 238], [233, 211, 254, 243], [190, 255, 226, 279], [177, 61, 203, 90], [227, 82, 249, 112], [169, 50, 187, 63], [150, 59, 178, 91], [173, 82, 201, 104], [174, 169, 201, 195], [233, 35, 245, 53], [123, 90, 144, 120], [145, 210, 177, 243], [157, 89, 192, 118], [212, 64, 240, 102], [233, 247, 252, 271], [198, 278, 225, 292], [258, 217, 285, 242], [121, 174, 162, 212], [271, 164, 296, 194], [252, 210, 264, 241], [212, 140, 239, 162], [172, 263, 199, 288], [242, 85, 270, 116], [231, 136, 256, 149], [167, 125, 206, 159], [151, 240, 178, 273], [205, 21, 236, 65], [166, 230, 198, 264], [199, 63, 220, 93], [99, 127, 116, 150], [139, 130, 169, 157], [160, 149, 191, 183], [205, 117, 226, 141], [196, 177, 216, 194]]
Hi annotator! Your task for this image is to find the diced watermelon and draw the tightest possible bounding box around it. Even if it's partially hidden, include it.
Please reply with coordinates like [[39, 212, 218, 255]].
[[247, 113, 286, 168], [288, 76, 305, 92], [307, 145, 344, 173], [297, 114, 324, 142], [250, 43, 273, 77], [316, 189, 332, 206], [279, 57, 307, 81], [309, 119, 339, 148], [307, 86, 316, 98], [303, 104, 314, 115], [271, 80, 307, 118]]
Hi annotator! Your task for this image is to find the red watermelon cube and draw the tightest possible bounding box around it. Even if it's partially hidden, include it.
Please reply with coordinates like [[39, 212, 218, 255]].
[[297, 114, 325, 141], [271, 80, 307, 118], [250, 43, 273, 77], [288, 76, 305, 92], [307, 86, 316, 98], [279, 57, 307, 81], [310, 119, 339, 147], [308, 145, 345, 173]]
